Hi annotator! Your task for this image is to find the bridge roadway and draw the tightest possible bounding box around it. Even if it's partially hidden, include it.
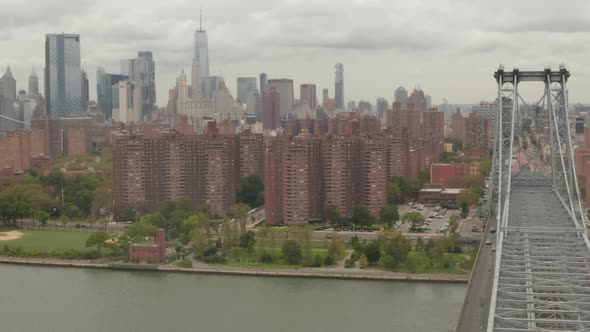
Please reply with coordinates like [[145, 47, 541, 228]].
[[457, 171, 590, 331]]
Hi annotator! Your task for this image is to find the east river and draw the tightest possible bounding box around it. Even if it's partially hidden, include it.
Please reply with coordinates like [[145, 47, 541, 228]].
[[0, 264, 465, 332]]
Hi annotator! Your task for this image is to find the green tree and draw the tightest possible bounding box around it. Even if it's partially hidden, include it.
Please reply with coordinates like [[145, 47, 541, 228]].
[[238, 231, 256, 252], [387, 181, 402, 204], [282, 240, 302, 265], [326, 232, 344, 259], [414, 237, 426, 253], [402, 211, 425, 231], [352, 205, 376, 227], [379, 205, 400, 226], [34, 211, 50, 229], [86, 231, 110, 256], [230, 202, 250, 233], [363, 240, 381, 264], [449, 214, 459, 234], [325, 204, 341, 225], [126, 217, 157, 240], [237, 175, 264, 208], [379, 230, 411, 263], [418, 169, 430, 185]]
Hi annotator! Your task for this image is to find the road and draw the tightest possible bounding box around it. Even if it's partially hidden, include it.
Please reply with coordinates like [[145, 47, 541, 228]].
[[454, 211, 497, 332]]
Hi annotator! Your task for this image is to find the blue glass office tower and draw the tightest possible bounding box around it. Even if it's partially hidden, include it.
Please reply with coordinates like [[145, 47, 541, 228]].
[[45, 33, 82, 117]]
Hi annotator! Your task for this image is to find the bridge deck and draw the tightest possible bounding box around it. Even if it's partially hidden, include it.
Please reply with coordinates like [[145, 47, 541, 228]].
[[490, 172, 590, 331]]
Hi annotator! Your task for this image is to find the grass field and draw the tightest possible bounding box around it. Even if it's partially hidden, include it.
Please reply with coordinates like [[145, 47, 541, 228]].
[[0, 230, 93, 253]]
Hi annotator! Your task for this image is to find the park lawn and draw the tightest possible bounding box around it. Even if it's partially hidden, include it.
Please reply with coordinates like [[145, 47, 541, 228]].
[[1, 230, 93, 253]]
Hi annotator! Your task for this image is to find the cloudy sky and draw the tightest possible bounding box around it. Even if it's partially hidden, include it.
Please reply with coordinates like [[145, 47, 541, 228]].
[[1, 0, 590, 106]]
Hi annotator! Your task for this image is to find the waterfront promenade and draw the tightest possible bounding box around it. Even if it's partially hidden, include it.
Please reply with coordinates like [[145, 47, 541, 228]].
[[0, 255, 468, 283]]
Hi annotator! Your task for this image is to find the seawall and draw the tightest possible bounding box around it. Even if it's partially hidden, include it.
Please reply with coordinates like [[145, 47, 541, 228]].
[[0, 256, 469, 283]]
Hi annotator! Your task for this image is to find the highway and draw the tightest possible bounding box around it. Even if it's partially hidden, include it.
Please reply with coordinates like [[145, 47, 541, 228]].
[[455, 211, 497, 332]]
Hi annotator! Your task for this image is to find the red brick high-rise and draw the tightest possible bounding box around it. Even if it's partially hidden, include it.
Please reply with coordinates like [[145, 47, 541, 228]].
[[464, 112, 493, 149], [239, 131, 264, 178], [422, 108, 444, 163], [262, 88, 281, 130], [264, 136, 285, 225], [204, 134, 239, 216], [359, 135, 387, 217], [385, 104, 422, 140], [272, 132, 322, 225], [113, 131, 239, 217], [321, 134, 361, 218]]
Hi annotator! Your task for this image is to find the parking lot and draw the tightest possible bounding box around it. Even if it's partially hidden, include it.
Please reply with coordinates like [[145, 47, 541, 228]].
[[396, 202, 460, 234]]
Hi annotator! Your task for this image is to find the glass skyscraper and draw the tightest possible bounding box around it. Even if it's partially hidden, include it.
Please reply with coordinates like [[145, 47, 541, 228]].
[[335, 63, 344, 109], [194, 30, 209, 79], [45, 33, 82, 117]]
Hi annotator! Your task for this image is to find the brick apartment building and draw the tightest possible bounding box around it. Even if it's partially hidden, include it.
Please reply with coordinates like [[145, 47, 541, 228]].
[[452, 111, 493, 149], [113, 129, 247, 217]]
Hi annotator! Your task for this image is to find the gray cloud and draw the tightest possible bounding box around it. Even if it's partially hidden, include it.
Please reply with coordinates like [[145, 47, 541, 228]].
[[1, 0, 590, 106]]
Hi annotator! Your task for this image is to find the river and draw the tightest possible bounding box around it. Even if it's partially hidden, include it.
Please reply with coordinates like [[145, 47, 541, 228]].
[[0, 264, 465, 332]]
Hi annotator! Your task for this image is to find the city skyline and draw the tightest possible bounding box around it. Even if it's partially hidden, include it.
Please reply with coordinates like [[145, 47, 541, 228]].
[[2, 0, 590, 107]]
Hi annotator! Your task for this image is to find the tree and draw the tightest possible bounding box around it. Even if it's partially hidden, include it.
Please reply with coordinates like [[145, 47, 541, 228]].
[[460, 202, 469, 218], [126, 217, 157, 240], [325, 204, 342, 226], [379, 230, 411, 263], [238, 231, 256, 252], [379, 205, 400, 226], [449, 214, 459, 234], [237, 175, 264, 208], [282, 240, 302, 265], [418, 169, 430, 185], [414, 237, 426, 253], [352, 206, 376, 227], [387, 181, 402, 204], [86, 231, 110, 256], [34, 211, 50, 229], [230, 203, 250, 233], [402, 211, 425, 231], [363, 240, 381, 264], [457, 189, 479, 207], [326, 232, 344, 259]]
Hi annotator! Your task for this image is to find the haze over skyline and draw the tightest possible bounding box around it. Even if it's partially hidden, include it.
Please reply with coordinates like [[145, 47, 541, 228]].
[[1, 0, 590, 105]]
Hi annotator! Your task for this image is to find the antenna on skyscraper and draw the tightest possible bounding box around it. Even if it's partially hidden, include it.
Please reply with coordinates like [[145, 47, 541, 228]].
[[200, 8, 202, 31]]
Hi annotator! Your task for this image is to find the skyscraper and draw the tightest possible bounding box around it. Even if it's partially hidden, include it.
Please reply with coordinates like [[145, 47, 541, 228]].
[[81, 69, 89, 112], [194, 12, 209, 79], [268, 78, 293, 116], [322, 88, 329, 107], [191, 57, 202, 99], [0, 67, 17, 130], [259, 73, 268, 93], [28, 67, 39, 98], [97, 68, 128, 120], [300, 84, 317, 110], [236, 77, 257, 104], [376, 98, 388, 120], [408, 89, 428, 112], [335, 63, 344, 109], [394, 87, 408, 108], [137, 51, 156, 118], [45, 33, 82, 117], [262, 87, 280, 130]]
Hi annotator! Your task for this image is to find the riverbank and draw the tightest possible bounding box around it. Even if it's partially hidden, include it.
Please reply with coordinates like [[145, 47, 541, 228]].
[[0, 255, 469, 283]]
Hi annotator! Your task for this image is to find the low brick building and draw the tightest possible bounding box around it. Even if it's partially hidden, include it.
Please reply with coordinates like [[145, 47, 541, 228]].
[[129, 229, 166, 263], [431, 163, 480, 186]]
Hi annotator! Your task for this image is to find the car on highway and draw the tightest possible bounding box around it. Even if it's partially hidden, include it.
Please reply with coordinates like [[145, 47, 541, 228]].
[[485, 238, 492, 245], [490, 227, 497, 234]]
